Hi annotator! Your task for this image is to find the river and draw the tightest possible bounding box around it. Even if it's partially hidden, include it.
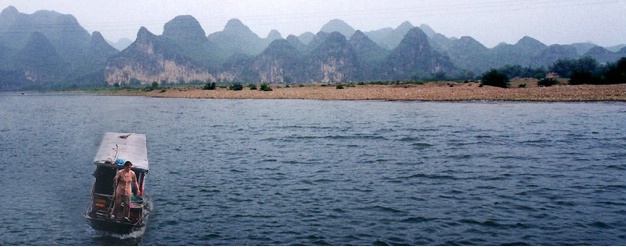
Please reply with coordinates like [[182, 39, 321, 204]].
[[0, 93, 624, 245]]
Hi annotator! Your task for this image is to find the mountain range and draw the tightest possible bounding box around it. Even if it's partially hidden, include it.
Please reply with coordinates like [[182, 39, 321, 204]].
[[0, 6, 625, 90]]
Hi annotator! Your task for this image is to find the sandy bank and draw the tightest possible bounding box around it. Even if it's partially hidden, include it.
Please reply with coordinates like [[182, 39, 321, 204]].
[[108, 81, 626, 102]]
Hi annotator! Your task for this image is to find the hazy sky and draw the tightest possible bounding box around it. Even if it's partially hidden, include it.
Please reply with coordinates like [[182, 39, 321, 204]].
[[1, 0, 625, 48]]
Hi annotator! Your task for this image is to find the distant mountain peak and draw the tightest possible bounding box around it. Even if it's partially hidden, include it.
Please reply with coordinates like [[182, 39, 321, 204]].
[[320, 19, 355, 38], [136, 26, 156, 42], [1, 5, 18, 16], [224, 18, 251, 33], [418, 24, 436, 38], [91, 31, 106, 42], [350, 30, 367, 40], [349, 30, 389, 64], [401, 27, 429, 45], [267, 29, 282, 40], [163, 15, 207, 43], [516, 36, 546, 49], [399, 21, 414, 29]]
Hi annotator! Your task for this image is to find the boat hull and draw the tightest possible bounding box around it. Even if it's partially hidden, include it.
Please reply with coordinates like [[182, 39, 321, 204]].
[[86, 214, 145, 234]]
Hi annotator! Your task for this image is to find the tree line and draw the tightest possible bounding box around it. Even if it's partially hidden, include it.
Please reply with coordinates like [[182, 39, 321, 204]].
[[480, 57, 626, 88]]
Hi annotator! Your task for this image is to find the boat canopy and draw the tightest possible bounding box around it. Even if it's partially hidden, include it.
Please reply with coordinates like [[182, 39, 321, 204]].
[[93, 132, 149, 172]]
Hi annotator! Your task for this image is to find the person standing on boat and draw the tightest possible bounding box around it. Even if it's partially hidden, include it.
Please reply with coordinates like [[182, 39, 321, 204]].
[[112, 161, 141, 221]]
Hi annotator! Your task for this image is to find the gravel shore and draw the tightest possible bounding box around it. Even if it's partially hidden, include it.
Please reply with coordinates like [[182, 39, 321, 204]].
[[113, 81, 626, 102]]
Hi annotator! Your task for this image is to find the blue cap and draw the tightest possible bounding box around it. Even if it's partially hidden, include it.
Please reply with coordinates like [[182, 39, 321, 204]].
[[115, 158, 125, 166]]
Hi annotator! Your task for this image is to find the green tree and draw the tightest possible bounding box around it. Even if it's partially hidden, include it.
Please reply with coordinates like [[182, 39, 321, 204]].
[[537, 78, 559, 87], [203, 82, 216, 90], [550, 57, 598, 78], [569, 70, 594, 85], [497, 64, 547, 79], [129, 78, 141, 86], [603, 57, 626, 84], [229, 83, 243, 91], [259, 83, 273, 91], [480, 69, 510, 88]]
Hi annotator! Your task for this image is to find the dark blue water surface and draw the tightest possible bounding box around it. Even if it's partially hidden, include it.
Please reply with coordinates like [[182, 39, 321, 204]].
[[1, 93, 625, 245]]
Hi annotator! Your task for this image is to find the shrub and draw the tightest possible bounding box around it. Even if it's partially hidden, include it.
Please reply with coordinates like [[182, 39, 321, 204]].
[[203, 82, 216, 90], [248, 83, 257, 90], [259, 83, 273, 91], [229, 83, 243, 91], [336, 84, 344, 89], [550, 57, 598, 78], [537, 78, 559, 87], [569, 70, 595, 85], [480, 69, 510, 88], [604, 57, 626, 84]]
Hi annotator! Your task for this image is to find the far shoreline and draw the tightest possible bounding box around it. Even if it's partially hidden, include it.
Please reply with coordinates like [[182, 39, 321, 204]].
[[85, 80, 626, 102]]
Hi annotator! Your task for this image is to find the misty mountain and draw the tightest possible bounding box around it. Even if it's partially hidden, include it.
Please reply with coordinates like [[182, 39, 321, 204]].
[[69, 31, 120, 82], [305, 32, 359, 82], [252, 39, 304, 83], [1, 6, 625, 91], [489, 36, 547, 68], [348, 30, 389, 79], [607, 44, 626, 52], [16, 32, 68, 83], [532, 45, 580, 67], [349, 30, 389, 64], [570, 42, 599, 55], [305, 31, 330, 53], [442, 36, 491, 74], [382, 27, 455, 80], [0, 6, 91, 55], [266, 29, 283, 41], [208, 18, 268, 56], [364, 21, 414, 50], [285, 34, 307, 53], [109, 38, 133, 51], [297, 32, 315, 45], [105, 26, 216, 85], [320, 19, 356, 38], [0, 6, 117, 86], [162, 15, 228, 65], [583, 46, 626, 64]]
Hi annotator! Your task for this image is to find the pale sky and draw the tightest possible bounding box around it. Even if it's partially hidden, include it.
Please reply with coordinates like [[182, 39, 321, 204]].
[[1, 0, 625, 48]]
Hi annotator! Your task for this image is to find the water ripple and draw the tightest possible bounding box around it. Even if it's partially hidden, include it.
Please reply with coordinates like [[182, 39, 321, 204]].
[[1, 96, 625, 245]]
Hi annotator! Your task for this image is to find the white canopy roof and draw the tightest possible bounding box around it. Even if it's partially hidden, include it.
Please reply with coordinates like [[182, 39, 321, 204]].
[[93, 132, 149, 171]]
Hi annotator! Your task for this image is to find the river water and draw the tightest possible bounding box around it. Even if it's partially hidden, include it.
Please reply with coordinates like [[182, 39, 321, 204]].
[[0, 93, 625, 245]]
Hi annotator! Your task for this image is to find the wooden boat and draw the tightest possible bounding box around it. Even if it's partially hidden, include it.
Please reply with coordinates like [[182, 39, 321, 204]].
[[85, 132, 150, 234]]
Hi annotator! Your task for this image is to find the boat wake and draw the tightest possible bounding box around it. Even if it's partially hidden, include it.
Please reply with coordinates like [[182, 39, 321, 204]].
[[96, 226, 146, 239]]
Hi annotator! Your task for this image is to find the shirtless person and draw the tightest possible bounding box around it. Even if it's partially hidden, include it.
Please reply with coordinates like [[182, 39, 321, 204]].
[[112, 161, 141, 221]]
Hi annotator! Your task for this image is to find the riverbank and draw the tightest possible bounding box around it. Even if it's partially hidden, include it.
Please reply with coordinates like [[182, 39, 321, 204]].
[[104, 81, 626, 102]]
